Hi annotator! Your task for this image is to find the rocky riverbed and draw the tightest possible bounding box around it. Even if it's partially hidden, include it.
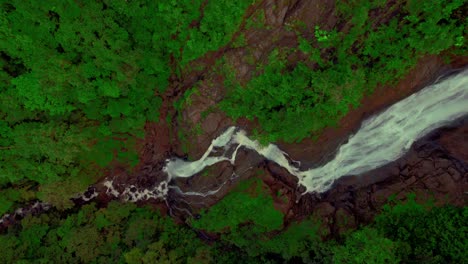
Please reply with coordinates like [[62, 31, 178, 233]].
[[1, 0, 466, 236]]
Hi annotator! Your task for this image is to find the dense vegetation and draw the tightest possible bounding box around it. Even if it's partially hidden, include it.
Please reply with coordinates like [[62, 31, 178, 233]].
[[1, 1, 466, 263], [220, 0, 466, 143], [1, 187, 465, 263], [0, 0, 253, 211]]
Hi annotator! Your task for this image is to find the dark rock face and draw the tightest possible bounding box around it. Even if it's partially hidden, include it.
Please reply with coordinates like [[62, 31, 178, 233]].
[[162, 68, 467, 232], [439, 124, 468, 163], [128, 0, 467, 229], [163, 1, 466, 225], [1, 0, 466, 236], [286, 120, 467, 237], [186, 116, 465, 238]]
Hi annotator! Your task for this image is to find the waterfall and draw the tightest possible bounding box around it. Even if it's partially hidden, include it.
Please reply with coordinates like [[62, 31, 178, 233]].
[[164, 69, 468, 193]]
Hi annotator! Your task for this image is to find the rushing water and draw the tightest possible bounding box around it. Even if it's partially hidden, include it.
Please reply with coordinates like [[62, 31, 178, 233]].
[[164, 69, 468, 194], [2, 70, 466, 226]]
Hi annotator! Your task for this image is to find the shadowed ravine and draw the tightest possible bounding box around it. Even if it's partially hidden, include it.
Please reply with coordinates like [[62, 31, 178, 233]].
[[164, 68, 468, 194], [1, 69, 467, 227]]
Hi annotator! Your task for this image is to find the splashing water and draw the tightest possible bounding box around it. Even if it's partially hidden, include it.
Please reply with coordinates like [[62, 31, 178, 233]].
[[7, 69, 462, 223], [164, 69, 468, 194], [298, 69, 468, 192]]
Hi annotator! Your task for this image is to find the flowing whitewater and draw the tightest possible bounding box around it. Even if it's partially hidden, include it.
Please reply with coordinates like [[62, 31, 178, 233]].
[[4, 70, 466, 226], [164, 69, 468, 194]]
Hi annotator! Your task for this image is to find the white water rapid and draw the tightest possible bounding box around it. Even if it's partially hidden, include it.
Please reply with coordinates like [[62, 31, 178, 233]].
[[164, 69, 468, 194], [7, 69, 464, 224]]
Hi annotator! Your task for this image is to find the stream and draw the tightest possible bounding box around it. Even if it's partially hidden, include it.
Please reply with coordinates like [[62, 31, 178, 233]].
[[2, 68, 467, 227], [164, 68, 468, 194]]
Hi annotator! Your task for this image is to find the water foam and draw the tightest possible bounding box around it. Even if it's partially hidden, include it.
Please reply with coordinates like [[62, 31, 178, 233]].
[[164, 69, 468, 193]]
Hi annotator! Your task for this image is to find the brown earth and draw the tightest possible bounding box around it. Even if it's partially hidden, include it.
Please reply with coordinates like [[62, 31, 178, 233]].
[[9, 0, 461, 233], [93, 1, 468, 234], [276, 55, 467, 169], [124, 0, 468, 233], [287, 119, 468, 236], [170, 0, 467, 169], [2, 0, 467, 234]]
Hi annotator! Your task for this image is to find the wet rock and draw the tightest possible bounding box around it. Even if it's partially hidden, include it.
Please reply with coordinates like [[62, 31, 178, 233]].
[[266, 162, 298, 188], [413, 160, 435, 178], [447, 167, 461, 181], [201, 113, 223, 134], [424, 176, 441, 189], [284, 0, 337, 30], [389, 166, 400, 176], [293, 193, 319, 217], [388, 182, 407, 193], [314, 202, 335, 218], [400, 166, 410, 177], [335, 208, 356, 234], [264, 0, 289, 26], [434, 158, 452, 169], [436, 173, 457, 192], [336, 192, 352, 203], [439, 124, 468, 163], [234, 149, 264, 176], [372, 188, 395, 206], [404, 176, 417, 186]]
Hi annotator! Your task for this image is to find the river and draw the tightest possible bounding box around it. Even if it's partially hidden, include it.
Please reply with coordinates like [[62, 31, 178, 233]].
[[164, 68, 468, 194]]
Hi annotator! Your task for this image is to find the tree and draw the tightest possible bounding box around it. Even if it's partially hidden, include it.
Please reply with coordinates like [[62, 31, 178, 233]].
[[332, 227, 399, 264]]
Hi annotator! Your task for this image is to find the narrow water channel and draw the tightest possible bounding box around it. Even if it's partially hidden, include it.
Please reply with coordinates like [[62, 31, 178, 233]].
[[164, 68, 468, 194]]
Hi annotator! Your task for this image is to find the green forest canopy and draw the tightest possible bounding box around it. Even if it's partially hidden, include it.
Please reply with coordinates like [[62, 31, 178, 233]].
[[0, 0, 466, 263], [0, 190, 465, 263], [1, 0, 466, 208], [220, 0, 466, 143], [0, 0, 253, 209]]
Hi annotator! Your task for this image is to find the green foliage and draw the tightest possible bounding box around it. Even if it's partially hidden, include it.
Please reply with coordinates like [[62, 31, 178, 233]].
[[257, 218, 324, 260], [183, 0, 254, 65], [221, 48, 365, 143], [191, 178, 283, 232], [0, 0, 256, 208], [0, 122, 91, 184], [0, 1, 165, 200], [232, 33, 248, 48], [332, 227, 399, 264], [402, 0, 466, 53], [220, 0, 466, 143], [374, 194, 467, 262], [0, 187, 466, 264], [190, 178, 332, 262], [245, 9, 267, 30], [0, 201, 210, 264], [0, 188, 21, 215], [174, 86, 200, 112], [314, 26, 339, 45], [298, 36, 313, 54], [1, 1, 466, 263], [330, 193, 466, 264], [190, 178, 286, 261]]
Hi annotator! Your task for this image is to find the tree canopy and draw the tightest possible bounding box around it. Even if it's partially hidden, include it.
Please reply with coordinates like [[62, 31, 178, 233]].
[[0, 0, 254, 209], [220, 0, 466, 143]]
